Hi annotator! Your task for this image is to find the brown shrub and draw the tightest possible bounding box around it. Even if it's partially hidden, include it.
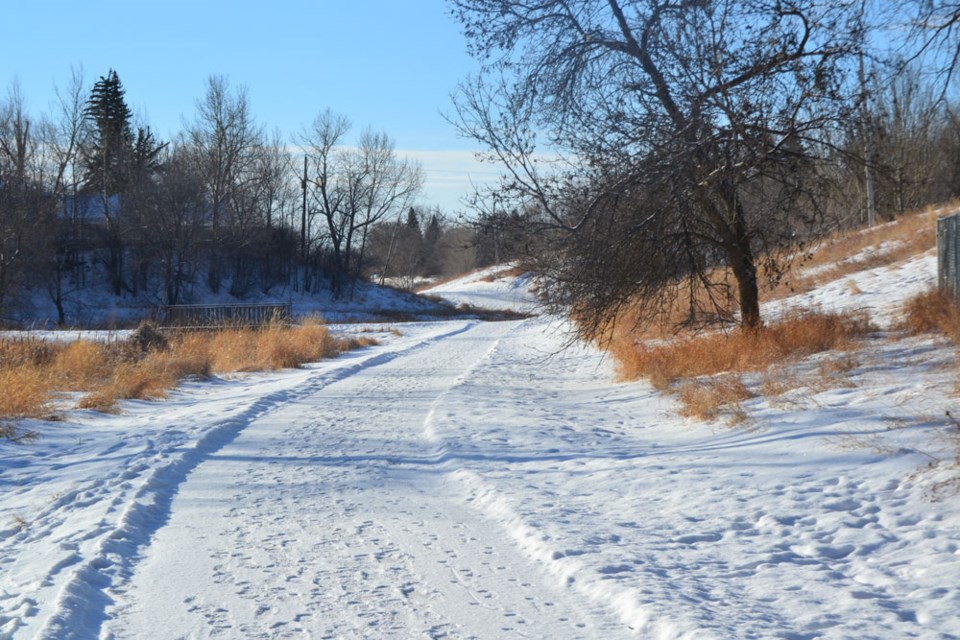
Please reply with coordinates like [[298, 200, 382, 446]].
[[677, 375, 753, 422], [128, 322, 169, 354], [900, 289, 960, 343], [614, 311, 875, 385]]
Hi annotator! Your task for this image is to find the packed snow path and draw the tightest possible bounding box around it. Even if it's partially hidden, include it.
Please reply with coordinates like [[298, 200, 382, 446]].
[[99, 320, 623, 638], [3, 314, 959, 638]]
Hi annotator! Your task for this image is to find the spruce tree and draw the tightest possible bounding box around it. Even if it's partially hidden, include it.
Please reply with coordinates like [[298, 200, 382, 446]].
[[84, 69, 133, 195], [82, 69, 135, 295]]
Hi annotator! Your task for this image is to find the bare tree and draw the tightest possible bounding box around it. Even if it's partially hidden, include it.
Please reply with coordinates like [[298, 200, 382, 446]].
[[298, 109, 351, 294], [905, 1, 960, 86], [186, 75, 262, 293], [150, 145, 207, 304], [298, 111, 421, 296], [0, 82, 54, 317], [450, 0, 861, 333], [349, 129, 423, 284], [42, 67, 89, 323]]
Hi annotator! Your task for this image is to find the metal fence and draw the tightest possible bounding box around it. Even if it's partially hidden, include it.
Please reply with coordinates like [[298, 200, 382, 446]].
[[939, 213, 960, 300], [160, 303, 292, 329]]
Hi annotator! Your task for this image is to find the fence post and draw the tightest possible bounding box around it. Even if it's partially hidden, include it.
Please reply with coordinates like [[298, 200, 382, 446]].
[[940, 213, 960, 300]]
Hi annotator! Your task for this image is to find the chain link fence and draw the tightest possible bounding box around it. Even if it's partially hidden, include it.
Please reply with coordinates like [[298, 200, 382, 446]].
[[939, 213, 960, 299]]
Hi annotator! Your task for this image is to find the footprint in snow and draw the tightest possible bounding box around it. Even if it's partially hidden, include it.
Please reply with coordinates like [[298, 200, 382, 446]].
[[676, 532, 723, 544]]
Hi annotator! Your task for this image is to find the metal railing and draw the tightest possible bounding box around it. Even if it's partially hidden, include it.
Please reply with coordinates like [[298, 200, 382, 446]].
[[160, 303, 292, 329]]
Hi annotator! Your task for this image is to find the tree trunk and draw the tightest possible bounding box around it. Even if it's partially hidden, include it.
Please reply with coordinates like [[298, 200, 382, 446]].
[[730, 250, 761, 330], [718, 182, 761, 329]]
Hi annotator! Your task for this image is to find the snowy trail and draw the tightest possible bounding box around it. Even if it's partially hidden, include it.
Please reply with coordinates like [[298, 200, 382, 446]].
[[97, 320, 624, 639], [3, 287, 960, 638]]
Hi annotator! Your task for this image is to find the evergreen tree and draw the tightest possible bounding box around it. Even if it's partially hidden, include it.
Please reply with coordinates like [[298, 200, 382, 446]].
[[421, 213, 443, 276], [83, 69, 133, 195], [82, 69, 136, 295], [405, 207, 420, 234]]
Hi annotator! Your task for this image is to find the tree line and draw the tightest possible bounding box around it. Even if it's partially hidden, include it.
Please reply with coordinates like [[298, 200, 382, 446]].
[[448, 0, 960, 335], [0, 70, 512, 325]]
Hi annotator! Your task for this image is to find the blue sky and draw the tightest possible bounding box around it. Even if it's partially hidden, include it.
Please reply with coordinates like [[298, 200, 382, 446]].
[[1, 0, 499, 212]]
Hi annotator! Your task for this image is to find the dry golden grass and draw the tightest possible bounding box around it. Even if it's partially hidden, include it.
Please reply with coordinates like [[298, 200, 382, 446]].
[[819, 353, 859, 378], [338, 335, 380, 351], [900, 289, 960, 343], [3, 319, 376, 422], [600, 204, 945, 346], [677, 375, 753, 422], [0, 338, 57, 368], [758, 365, 806, 399], [0, 366, 53, 418], [613, 310, 875, 386], [585, 205, 943, 426], [51, 340, 112, 390]]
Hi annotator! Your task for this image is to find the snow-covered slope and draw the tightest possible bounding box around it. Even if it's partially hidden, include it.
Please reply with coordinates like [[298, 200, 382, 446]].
[[768, 250, 938, 329], [6, 278, 451, 328], [423, 264, 541, 314], [1, 256, 958, 638]]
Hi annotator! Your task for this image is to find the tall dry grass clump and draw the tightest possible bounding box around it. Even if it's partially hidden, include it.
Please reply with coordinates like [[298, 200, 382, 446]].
[[0, 366, 53, 418], [51, 340, 112, 389], [3, 318, 377, 420], [900, 289, 960, 343], [0, 339, 58, 422], [202, 318, 342, 372], [613, 311, 876, 387], [0, 338, 58, 368], [253, 318, 340, 370], [677, 375, 754, 422]]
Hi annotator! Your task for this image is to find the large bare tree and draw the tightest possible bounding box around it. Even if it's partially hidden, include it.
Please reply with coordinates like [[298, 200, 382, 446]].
[[298, 110, 421, 296], [451, 0, 862, 332], [186, 75, 263, 293]]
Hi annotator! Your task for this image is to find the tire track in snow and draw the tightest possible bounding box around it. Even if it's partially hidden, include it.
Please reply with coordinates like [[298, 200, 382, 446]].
[[35, 321, 479, 639], [99, 319, 623, 638]]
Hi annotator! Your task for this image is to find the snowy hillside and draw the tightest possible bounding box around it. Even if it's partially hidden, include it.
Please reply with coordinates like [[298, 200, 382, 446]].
[[7, 278, 453, 329], [422, 264, 541, 314], [1, 255, 959, 638]]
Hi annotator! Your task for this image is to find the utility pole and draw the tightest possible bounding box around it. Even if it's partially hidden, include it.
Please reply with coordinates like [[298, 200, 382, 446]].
[[301, 155, 308, 291], [858, 3, 877, 227]]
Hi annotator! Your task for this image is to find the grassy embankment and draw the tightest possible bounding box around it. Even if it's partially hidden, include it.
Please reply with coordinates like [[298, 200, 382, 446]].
[[603, 205, 950, 421], [0, 319, 376, 440]]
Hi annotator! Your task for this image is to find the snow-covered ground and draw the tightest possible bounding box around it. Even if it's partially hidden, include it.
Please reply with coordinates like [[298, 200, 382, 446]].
[[423, 264, 541, 314], [1, 257, 959, 638]]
